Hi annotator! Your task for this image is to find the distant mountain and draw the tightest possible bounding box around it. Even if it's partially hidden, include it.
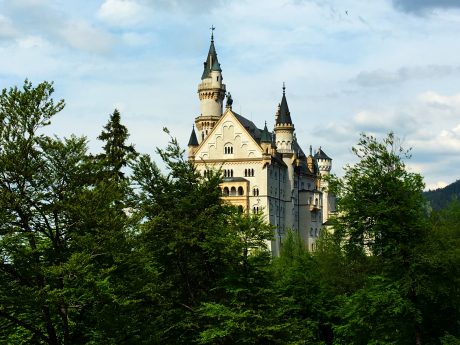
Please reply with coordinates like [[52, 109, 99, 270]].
[[424, 179, 460, 210]]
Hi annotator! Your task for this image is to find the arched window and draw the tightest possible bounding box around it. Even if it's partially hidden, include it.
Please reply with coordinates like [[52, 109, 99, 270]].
[[230, 187, 237, 196], [244, 169, 247, 177], [224, 144, 233, 155], [223, 187, 229, 196], [251, 169, 254, 176], [238, 186, 244, 196], [224, 170, 227, 177]]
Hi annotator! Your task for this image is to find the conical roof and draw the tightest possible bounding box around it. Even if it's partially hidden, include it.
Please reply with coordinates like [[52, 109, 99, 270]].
[[201, 36, 220, 79], [188, 126, 198, 146], [314, 147, 331, 160], [276, 85, 292, 125], [260, 122, 272, 143]]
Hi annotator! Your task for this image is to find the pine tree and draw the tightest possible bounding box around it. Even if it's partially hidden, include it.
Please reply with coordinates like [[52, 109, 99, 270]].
[[97, 109, 137, 181]]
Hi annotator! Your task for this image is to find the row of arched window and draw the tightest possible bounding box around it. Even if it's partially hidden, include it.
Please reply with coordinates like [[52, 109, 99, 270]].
[[253, 207, 260, 214], [221, 186, 244, 196], [223, 169, 234, 177], [203, 169, 255, 179], [244, 169, 254, 177], [224, 146, 233, 154]]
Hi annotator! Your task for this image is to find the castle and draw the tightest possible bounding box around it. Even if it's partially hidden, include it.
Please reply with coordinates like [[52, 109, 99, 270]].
[[188, 32, 334, 256]]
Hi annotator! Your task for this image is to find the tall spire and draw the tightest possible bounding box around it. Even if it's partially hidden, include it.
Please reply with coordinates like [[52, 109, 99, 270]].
[[276, 83, 292, 125], [201, 26, 219, 80]]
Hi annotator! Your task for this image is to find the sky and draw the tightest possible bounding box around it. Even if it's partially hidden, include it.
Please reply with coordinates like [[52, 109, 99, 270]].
[[1, 0, 460, 190]]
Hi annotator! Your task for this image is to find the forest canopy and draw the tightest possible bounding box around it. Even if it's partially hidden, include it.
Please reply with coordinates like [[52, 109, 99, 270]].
[[0, 80, 459, 344]]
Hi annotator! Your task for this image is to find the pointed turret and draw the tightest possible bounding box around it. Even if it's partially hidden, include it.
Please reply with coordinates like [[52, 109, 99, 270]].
[[201, 32, 219, 79], [276, 84, 293, 125], [314, 146, 332, 175], [188, 125, 199, 146], [196, 29, 226, 144], [188, 125, 199, 159], [274, 83, 295, 154], [260, 122, 272, 143]]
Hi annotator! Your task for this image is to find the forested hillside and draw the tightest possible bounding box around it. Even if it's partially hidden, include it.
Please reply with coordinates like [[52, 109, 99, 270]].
[[1, 81, 459, 344], [424, 179, 460, 210]]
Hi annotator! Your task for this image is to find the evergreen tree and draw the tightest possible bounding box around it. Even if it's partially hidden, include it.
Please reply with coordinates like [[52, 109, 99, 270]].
[[0, 81, 153, 344], [97, 108, 137, 181]]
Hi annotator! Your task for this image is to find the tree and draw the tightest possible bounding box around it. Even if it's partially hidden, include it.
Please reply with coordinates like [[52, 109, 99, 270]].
[[0, 81, 153, 344], [328, 133, 429, 344], [97, 108, 137, 181]]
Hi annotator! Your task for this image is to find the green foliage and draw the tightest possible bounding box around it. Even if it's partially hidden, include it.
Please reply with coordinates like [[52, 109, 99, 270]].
[[1, 82, 459, 345], [329, 132, 427, 262], [0, 81, 154, 344], [97, 108, 137, 181]]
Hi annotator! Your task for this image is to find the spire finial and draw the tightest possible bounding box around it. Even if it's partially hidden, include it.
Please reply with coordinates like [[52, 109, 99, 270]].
[[210, 25, 215, 42], [282, 82, 286, 95], [309, 145, 312, 155]]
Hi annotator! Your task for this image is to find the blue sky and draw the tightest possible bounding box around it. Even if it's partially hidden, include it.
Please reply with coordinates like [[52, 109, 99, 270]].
[[1, 0, 460, 189]]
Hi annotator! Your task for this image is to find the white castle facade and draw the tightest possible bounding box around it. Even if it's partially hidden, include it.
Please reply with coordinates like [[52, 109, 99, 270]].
[[188, 34, 334, 256]]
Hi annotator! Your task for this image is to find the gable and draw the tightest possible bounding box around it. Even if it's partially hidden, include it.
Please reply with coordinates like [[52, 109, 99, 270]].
[[195, 110, 264, 160]]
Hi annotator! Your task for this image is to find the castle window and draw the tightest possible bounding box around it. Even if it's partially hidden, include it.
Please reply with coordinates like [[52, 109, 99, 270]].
[[244, 169, 247, 177], [223, 187, 229, 196], [217, 76, 219, 81], [253, 188, 259, 196], [230, 187, 237, 196], [238, 186, 244, 196], [224, 144, 233, 154]]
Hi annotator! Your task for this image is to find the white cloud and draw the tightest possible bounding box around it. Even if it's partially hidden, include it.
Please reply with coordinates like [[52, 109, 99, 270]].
[[0, 14, 18, 39], [419, 91, 460, 111], [59, 21, 115, 54], [98, 0, 147, 27]]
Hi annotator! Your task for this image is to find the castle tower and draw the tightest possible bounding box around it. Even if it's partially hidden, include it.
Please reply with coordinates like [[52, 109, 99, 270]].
[[195, 30, 226, 144], [274, 84, 294, 154], [314, 147, 333, 223]]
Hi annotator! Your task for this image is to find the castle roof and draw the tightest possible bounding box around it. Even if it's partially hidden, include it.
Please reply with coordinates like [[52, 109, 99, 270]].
[[201, 36, 220, 79], [314, 147, 331, 160], [233, 112, 262, 142], [276, 85, 293, 125], [188, 126, 198, 146], [260, 122, 272, 143]]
